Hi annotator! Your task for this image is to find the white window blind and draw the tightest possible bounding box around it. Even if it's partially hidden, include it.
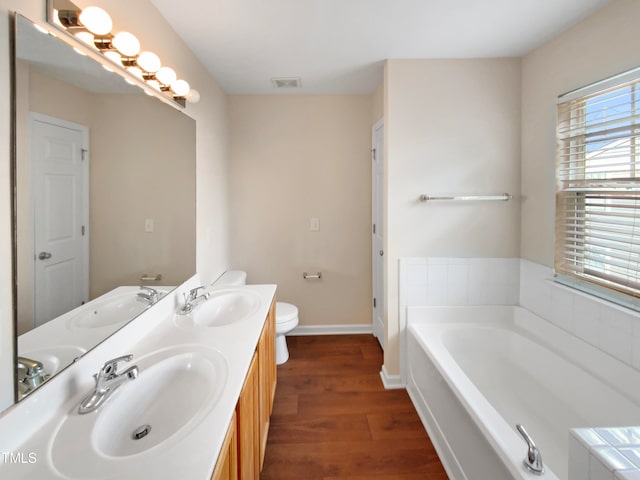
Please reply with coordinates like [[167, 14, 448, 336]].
[[556, 68, 640, 299]]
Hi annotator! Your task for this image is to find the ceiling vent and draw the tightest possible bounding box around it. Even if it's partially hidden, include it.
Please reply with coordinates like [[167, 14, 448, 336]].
[[271, 77, 302, 89]]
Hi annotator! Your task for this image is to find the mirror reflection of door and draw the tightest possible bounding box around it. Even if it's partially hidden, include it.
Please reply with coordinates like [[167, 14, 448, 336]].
[[372, 119, 384, 349], [30, 113, 89, 327]]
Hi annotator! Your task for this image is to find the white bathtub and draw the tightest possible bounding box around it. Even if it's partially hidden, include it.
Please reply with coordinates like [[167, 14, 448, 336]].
[[406, 305, 640, 480]]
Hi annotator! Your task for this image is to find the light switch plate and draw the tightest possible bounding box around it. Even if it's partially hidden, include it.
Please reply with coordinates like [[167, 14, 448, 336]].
[[145, 218, 154, 233], [310, 217, 320, 231]]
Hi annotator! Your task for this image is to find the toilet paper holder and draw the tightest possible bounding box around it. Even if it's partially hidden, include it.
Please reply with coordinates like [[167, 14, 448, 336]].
[[140, 273, 162, 282], [303, 272, 322, 280]]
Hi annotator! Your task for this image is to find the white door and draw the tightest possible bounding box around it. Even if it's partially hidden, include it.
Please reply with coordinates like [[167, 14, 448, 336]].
[[31, 114, 89, 327], [372, 119, 384, 348]]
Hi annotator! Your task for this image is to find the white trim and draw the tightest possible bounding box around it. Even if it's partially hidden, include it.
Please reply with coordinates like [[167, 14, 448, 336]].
[[289, 324, 373, 336], [380, 364, 404, 389]]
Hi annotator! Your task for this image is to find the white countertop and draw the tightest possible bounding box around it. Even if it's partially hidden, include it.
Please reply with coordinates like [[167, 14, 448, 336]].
[[0, 275, 276, 479]]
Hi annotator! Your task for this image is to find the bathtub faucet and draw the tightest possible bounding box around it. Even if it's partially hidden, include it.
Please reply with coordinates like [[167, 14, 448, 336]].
[[516, 424, 544, 475]]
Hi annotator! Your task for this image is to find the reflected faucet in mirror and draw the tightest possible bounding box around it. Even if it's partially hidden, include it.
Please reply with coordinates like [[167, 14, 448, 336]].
[[137, 286, 161, 306], [16, 357, 50, 399]]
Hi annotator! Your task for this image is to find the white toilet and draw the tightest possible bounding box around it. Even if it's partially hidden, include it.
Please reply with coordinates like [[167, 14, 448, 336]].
[[215, 270, 299, 365]]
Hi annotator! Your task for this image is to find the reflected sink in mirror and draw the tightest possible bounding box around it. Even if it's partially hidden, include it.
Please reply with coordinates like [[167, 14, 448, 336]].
[[50, 345, 227, 477], [177, 290, 261, 328], [67, 289, 168, 331], [20, 345, 86, 377]]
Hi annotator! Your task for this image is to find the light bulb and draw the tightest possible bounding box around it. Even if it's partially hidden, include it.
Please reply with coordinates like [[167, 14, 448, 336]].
[[137, 51, 161, 73], [171, 79, 190, 97], [186, 89, 200, 104], [78, 6, 112, 35], [156, 66, 176, 86], [75, 31, 95, 47], [112, 32, 140, 57]]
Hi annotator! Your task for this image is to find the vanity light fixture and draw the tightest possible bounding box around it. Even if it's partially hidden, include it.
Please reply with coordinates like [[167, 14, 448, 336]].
[[50, 5, 200, 106]]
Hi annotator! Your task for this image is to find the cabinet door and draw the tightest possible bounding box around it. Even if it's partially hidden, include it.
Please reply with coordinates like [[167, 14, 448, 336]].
[[210, 412, 238, 480], [237, 352, 259, 480], [267, 299, 277, 411], [258, 298, 277, 470]]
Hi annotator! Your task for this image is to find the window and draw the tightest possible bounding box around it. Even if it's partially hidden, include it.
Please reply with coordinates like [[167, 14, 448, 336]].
[[555, 68, 640, 302]]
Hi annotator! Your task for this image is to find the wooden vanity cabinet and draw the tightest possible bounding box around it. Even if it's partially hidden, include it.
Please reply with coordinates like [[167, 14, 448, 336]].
[[236, 352, 259, 480], [258, 299, 277, 469], [226, 297, 277, 480], [210, 411, 238, 480]]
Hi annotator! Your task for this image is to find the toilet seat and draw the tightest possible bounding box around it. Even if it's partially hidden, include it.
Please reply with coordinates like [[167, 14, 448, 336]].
[[276, 302, 298, 323], [275, 302, 298, 333]]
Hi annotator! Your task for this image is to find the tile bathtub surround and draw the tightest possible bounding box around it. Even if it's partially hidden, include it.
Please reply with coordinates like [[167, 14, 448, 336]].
[[399, 257, 520, 310], [570, 428, 640, 480], [519, 259, 640, 371]]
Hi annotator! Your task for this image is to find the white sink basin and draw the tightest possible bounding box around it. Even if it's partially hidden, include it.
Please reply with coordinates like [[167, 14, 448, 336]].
[[180, 290, 261, 327], [50, 345, 227, 477], [67, 289, 166, 330]]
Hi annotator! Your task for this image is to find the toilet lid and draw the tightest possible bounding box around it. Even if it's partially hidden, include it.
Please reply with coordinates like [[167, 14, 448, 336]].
[[276, 302, 298, 323]]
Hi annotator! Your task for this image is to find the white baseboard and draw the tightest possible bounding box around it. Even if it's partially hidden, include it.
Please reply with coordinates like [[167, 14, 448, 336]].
[[290, 324, 373, 336], [380, 365, 405, 389]]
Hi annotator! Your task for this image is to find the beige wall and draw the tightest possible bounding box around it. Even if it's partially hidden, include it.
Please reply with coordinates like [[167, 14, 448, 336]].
[[89, 94, 196, 297], [0, 0, 229, 412], [229, 95, 372, 327], [384, 58, 522, 374], [521, 0, 640, 266]]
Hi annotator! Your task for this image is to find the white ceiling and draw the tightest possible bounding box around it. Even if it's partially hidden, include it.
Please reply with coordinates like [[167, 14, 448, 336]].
[[150, 0, 612, 95]]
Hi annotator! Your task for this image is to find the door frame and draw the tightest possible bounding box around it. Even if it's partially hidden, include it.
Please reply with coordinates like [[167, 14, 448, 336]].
[[371, 118, 384, 349], [29, 112, 89, 326]]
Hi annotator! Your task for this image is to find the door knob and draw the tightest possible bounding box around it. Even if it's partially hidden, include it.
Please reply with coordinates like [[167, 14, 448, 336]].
[[38, 252, 52, 260], [379, 250, 384, 256]]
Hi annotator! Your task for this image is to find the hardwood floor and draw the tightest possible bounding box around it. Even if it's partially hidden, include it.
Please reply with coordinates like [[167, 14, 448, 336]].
[[260, 335, 449, 480]]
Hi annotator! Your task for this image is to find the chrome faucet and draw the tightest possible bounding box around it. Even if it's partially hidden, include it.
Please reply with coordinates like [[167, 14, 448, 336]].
[[516, 424, 544, 475], [17, 356, 49, 397], [78, 355, 138, 414], [137, 286, 160, 306], [178, 286, 210, 314]]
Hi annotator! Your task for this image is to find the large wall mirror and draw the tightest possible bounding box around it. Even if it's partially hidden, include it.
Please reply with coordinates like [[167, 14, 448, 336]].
[[8, 13, 196, 410]]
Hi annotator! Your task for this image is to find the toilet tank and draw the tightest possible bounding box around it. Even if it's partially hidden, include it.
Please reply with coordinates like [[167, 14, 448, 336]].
[[215, 270, 247, 287]]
